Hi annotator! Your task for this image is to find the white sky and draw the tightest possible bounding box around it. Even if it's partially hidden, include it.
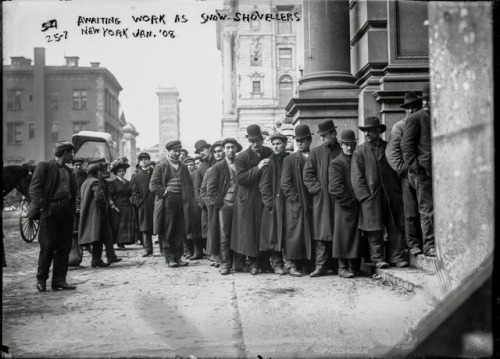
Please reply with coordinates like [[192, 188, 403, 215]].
[[3, 0, 224, 154]]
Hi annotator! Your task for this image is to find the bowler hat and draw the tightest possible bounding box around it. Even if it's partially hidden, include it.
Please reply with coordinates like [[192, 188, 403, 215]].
[[137, 152, 151, 161], [54, 141, 74, 156], [166, 140, 182, 150], [421, 83, 430, 100], [359, 117, 386, 133], [317, 120, 337, 135], [194, 140, 211, 154], [400, 92, 422, 108], [221, 137, 242, 152], [338, 129, 358, 143], [269, 132, 288, 143], [246, 124, 263, 140], [294, 124, 313, 140]]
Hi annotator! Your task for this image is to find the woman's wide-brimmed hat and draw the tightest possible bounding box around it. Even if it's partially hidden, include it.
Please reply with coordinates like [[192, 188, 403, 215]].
[[359, 117, 386, 133], [110, 157, 130, 174]]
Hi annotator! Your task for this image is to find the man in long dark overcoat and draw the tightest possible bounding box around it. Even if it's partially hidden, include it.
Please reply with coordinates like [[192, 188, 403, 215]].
[[231, 125, 273, 275], [401, 83, 435, 257], [328, 129, 364, 278], [351, 117, 407, 269], [202, 141, 225, 265], [183, 156, 197, 258], [79, 160, 122, 268], [303, 119, 342, 277], [385, 91, 423, 256], [149, 140, 194, 267], [259, 132, 288, 275], [193, 139, 216, 259], [28, 141, 77, 292], [207, 138, 245, 275], [281, 125, 314, 277], [131, 152, 156, 257]]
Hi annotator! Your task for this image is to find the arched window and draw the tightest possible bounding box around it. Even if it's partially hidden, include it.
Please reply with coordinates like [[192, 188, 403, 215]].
[[279, 75, 293, 106]]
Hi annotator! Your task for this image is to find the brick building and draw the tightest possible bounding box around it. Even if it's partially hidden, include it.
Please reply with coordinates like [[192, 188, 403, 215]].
[[3, 47, 137, 165], [216, 0, 303, 145]]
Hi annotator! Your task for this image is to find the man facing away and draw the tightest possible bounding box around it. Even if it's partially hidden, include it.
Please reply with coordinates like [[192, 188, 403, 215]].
[[401, 83, 436, 257], [231, 125, 273, 275], [258, 132, 289, 275], [385, 91, 423, 257], [351, 117, 407, 269], [149, 140, 194, 268], [281, 124, 314, 277], [303, 119, 342, 277], [29, 141, 78, 292]]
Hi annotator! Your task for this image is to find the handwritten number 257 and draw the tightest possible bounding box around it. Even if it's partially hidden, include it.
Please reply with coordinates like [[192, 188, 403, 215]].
[[46, 31, 68, 42]]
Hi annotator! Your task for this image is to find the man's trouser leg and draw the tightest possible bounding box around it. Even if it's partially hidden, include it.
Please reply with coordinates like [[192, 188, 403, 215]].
[[314, 240, 329, 271], [51, 204, 74, 283], [219, 201, 234, 270], [365, 230, 385, 263], [102, 218, 118, 261], [401, 174, 422, 250], [142, 231, 153, 254], [270, 251, 284, 270], [163, 193, 185, 263], [412, 172, 435, 253], [158, 235, 165, 253], [91, 242, 104, 265]]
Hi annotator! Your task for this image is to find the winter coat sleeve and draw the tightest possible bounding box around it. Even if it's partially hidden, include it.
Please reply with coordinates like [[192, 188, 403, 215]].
[[130, 176, 143, 207], [351, 149, 371, 202], [149, 165, 166, 198], [281, 156, 300, 203], [259, 165, 274, 211], [200, 168, 211, 206], [329, 159, 354, 207], [29, 162, 48, 210], [303, 151, 321, 195], [194, 168, 204, 207], [92, 181, 107, 207], [206, 164, 223, 209], [401, 114, 421, 174], [385, 122, 407, 177], [235, 154, 261, 186]]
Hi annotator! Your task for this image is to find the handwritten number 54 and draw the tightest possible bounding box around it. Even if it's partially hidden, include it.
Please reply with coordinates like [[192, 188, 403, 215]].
[[46, 31, 68, 42]]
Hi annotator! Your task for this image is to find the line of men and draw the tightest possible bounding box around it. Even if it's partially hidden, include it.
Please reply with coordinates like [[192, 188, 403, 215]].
[[145, 82, 434, 277]]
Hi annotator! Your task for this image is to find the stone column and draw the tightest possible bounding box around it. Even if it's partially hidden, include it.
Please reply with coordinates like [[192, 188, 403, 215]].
[[121, 123, 139, 181], [287, 0, 359, 147], [222, 31, 234, 115]]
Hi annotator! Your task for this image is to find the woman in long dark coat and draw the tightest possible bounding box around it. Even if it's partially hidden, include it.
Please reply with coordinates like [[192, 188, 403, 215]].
[[108, 158, 135, 249], [328, 130, 364, 278]]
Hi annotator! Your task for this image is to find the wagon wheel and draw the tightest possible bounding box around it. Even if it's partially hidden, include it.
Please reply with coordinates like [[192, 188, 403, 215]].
[[19, 198, 39, 243]]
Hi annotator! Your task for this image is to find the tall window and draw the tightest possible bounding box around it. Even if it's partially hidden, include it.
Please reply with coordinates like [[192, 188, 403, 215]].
[[73, 89, 87, 109], [252, 81, 261, 94], [73, 121, 87, 134], [279, 48, 292, 68], [29, 123, 35, 140], [51, 93, 58, 111], [279, 75, 293, 106], [277, 6, 294, 34], [7, 90, 22, 110], [7, 123, 23, 145]]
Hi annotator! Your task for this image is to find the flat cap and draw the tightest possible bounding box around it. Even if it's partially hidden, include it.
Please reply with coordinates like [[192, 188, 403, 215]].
[[54, 141, 74, 156], [165, 140, 182, 150]]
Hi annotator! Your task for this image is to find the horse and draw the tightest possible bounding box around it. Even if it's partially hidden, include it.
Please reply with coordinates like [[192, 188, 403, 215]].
[[3, 163, 36, 201]]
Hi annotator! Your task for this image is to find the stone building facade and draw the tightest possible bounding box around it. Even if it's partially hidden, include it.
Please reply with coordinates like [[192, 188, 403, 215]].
[[3, 47, 137, 165], [216, 0, 304, 146], [286, 0, 429, 147], [157, 87, 181, 157]]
